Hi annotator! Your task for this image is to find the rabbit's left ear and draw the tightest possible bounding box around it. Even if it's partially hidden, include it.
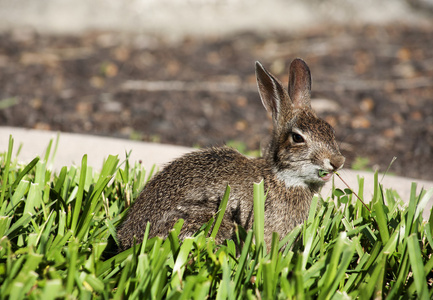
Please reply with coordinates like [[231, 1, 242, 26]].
[[255, 61, 291, 126], [288, 58, 312, 109]]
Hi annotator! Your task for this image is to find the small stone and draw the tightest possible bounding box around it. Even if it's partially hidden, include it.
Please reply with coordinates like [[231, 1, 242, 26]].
[[20, 52, 58, 67], [351, 116, 370, 129], [76, 102, 93, 114], [360, 97, 374, 113], [114, 47, 130, 62], [102, 101, 123, 113], [325, 116, 338, 127], [96, 33, 118, 48], [353, 51, 371, 74], [0, 54, 8, 67], [383, 128, 396, 138], [311, 98, 340, 114], [120, 126, 133, 136], [236, 96, 248, 107], [121, 109, 131, 119], [90, 76, 105, 88], [103, 62, 118, 78], [270, 59, 285, 75], [30, 98, 42, 109], [397, 48, 411, 62], [167, 60, 180, 76], [83, 121, 93, 131], [384, 82, 395, 93], [33, 122, 51, 130], [246, 75, 256, 85], [392, 113, 404, 125], [206, 51, 221, 65], [393, 63, 416, 79], [338, 114, 351, 126], [235, 120, 248, 131], [410, 111, 422, 121]]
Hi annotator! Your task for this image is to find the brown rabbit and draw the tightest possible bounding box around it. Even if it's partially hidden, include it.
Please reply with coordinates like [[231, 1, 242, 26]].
[[117, 58, 345, 250]]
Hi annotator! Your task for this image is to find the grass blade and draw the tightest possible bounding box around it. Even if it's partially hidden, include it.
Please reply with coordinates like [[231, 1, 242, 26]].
[[0, 135, 13, 206], [210, 185, 230, 239], [253, 180, 266, 255], [407, 234, 428, 299], [71, 155, 87, 235], [414, 187, 433, 221]]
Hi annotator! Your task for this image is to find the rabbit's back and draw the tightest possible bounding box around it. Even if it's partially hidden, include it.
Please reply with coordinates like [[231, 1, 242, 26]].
[[117, 147, 269, 249]]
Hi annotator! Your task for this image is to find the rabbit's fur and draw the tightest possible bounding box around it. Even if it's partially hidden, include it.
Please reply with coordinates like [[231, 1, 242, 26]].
[[117, 59, 345, 250]]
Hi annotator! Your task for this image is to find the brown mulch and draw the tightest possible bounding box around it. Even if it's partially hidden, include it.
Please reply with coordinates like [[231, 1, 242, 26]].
[[0, 24, 432, 180]]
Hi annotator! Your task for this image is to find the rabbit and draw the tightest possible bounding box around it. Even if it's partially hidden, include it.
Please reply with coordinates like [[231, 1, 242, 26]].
[[116, 58, 345, 250]]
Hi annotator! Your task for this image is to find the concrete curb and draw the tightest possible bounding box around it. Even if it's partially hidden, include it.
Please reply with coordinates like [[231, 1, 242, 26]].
[[0, 127, 191, 173], [1, 126, 432, 219], [0, 0, 430, 38]]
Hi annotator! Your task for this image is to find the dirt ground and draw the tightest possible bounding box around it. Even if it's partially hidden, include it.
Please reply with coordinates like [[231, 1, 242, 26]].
[[0, 24, 432, 180]]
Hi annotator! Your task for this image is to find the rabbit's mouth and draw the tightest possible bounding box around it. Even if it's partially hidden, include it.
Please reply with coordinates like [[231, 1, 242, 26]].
[[318, 170, 333, 181]]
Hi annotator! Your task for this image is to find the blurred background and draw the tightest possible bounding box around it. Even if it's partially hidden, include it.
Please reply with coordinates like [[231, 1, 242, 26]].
[[0, 0, 432, 180]]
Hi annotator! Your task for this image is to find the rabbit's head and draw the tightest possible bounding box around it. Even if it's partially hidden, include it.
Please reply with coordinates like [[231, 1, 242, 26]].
[[256, 59, 345, 192]]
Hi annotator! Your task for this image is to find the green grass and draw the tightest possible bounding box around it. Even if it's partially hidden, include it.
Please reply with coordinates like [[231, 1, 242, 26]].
[[226, 140, 261, 157], [351, 156, 371, 171], [1, 135, 433, 299]]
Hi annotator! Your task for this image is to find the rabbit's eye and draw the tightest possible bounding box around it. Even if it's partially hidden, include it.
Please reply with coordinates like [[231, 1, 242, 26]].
[[292, 133, 304, 143]]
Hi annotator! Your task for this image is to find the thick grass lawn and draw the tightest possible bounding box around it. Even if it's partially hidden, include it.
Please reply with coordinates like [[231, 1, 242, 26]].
[[1, 135, 432, 299]]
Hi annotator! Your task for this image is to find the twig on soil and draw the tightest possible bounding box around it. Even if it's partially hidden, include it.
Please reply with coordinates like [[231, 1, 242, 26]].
[[122, 77, 431, 94], [315, 77, 432, 92], [121, 80, 255, 93]]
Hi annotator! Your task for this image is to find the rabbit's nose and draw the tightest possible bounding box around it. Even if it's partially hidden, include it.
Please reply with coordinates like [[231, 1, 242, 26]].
[[330, 155, 345, 171]]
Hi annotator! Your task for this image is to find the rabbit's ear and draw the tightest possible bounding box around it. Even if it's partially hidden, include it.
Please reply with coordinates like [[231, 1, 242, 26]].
[[288, 58, 312, 109], [255, 61, 291, 124]]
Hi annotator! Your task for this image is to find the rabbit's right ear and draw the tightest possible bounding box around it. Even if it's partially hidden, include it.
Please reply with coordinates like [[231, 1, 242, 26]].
[[288, 58, 312, 109], [255, 61, 291, 126]]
